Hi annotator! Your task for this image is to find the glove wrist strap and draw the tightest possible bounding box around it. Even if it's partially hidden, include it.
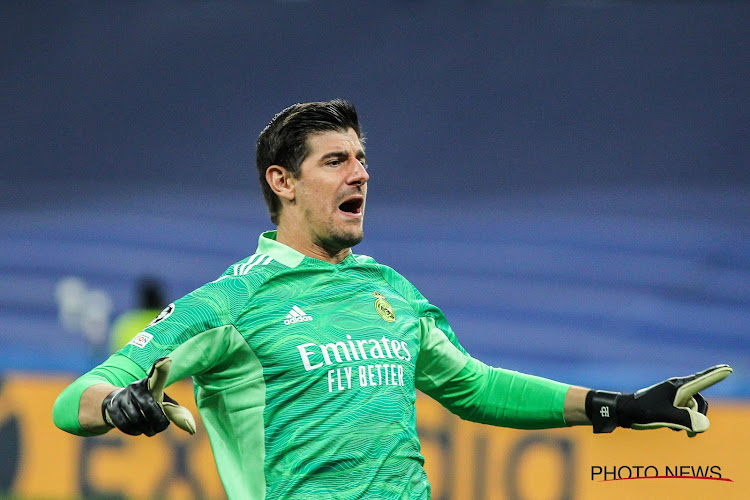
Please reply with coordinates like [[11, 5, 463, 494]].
[[586, 390, 621, 433]]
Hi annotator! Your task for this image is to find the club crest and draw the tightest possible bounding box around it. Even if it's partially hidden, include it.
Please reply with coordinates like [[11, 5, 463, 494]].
[[372, 291, 395, 322]]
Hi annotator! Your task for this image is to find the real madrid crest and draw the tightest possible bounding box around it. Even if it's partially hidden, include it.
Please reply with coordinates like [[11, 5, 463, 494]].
[[372, 291, 396, 322]]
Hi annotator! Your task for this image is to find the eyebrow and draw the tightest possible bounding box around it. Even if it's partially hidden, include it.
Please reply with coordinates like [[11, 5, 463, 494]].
[[320, 150, 367, 162]]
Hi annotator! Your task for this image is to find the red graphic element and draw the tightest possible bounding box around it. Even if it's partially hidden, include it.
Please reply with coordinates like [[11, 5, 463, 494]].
[[600, 476, 733, 483]]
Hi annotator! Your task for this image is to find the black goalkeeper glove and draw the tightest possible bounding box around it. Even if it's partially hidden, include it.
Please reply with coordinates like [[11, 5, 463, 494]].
[[585, 364, 732, 437], [102, 357, 196, 436]]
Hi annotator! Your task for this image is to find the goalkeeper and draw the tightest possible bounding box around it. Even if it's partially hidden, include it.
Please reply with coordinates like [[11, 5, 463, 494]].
[[53, 100, 732, 499]]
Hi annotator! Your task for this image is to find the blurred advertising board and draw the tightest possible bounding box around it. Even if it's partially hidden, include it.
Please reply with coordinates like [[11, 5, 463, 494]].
[[0, 373, 747, 499]]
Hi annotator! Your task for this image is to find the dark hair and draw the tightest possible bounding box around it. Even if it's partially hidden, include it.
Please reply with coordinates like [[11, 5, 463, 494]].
[[256, 99, 363, 224]]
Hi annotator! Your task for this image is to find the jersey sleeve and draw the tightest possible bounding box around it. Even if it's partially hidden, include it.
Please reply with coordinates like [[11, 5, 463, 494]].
[[415, 314, 570, 429], [382, 268, 571, 429], [117, 279, 241, 375], [52, 277, 254, 436], [52, 353, 148, 436]]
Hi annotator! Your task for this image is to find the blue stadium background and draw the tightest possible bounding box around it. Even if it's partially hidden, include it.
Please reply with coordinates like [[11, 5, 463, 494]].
[[1, 1, 748, 397]]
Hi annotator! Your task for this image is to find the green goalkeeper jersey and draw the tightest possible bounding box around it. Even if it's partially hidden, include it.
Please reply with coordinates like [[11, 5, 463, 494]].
[[54, 231, 571, 499]]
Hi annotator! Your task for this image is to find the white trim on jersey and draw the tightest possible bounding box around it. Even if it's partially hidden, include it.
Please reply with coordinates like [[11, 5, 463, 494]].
[[212, 254, 274, 283], [239, 254, 264, 275], [236, 254, 273, 276]]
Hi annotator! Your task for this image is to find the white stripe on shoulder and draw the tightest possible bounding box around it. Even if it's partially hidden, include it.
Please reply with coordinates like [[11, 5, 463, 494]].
[[214, 254, 275, 283], [239, 254, 263, 275], [240, 253, 274, 275]]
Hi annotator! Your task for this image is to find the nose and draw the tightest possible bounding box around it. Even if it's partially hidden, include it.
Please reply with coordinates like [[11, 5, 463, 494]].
[[348, 158, 369, 186]]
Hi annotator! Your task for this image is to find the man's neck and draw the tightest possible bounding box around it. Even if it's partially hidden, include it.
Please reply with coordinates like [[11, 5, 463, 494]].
[[274, 224, 351, 264]]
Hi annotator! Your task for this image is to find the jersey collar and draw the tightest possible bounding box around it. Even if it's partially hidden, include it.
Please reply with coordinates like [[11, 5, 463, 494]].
[[256, 231, 358, 268], [256, 231, 306, 268]]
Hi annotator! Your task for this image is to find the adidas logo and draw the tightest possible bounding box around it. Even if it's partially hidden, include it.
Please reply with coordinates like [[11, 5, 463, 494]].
[[284, 305, 313, 325]]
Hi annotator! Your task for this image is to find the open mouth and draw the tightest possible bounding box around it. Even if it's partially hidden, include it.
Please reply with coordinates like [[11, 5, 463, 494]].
[[338, 197, 364, 216]]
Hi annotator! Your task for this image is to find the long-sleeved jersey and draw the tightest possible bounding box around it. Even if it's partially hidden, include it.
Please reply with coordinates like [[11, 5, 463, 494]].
[[54, 231, 570, 499]]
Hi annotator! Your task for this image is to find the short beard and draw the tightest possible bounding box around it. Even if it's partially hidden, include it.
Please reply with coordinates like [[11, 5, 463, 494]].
[[316, 223, 364, 256]]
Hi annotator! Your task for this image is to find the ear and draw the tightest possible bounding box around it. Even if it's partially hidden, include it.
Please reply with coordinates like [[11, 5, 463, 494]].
[[265, 165, 296, 202]]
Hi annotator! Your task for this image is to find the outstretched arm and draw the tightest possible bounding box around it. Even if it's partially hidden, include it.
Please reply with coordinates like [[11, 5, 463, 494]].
[[414, 315, 732, 434]]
